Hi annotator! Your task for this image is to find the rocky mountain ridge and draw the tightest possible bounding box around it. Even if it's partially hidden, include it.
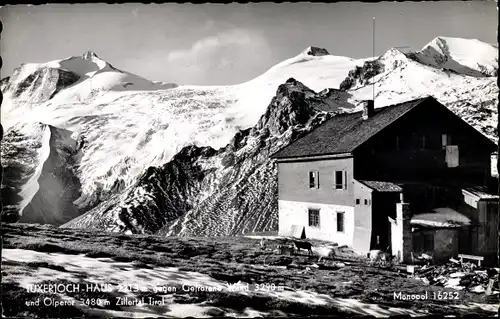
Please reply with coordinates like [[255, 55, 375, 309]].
[[62, 79, 340, 235]]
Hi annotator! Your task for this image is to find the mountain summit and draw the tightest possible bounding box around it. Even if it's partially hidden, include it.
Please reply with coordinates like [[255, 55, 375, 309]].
[[410, 36, 498, 77], [1, 51, 178, 125], [81, 50, 101, 61], [302, 46, 330, 56]]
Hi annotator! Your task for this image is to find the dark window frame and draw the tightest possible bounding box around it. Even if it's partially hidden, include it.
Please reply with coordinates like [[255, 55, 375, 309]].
[[308, 209, 320, 227], [337, 212, 345, 233], [420, 134, 427, 150], [413, 231, 435, 253], [309, 171, 319, 189], [334, 170, 347, 190], [442, 133, 452, 150]]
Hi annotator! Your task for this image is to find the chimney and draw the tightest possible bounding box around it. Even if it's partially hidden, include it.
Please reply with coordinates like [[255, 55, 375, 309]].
[[362, 100, 375, 120]]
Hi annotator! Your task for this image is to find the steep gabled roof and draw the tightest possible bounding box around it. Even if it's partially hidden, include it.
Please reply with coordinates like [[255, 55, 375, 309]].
[[271, 97, 432, 159]]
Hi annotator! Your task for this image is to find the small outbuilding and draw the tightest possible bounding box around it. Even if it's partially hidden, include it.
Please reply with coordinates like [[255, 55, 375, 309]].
[[410, 207, 471, 263]]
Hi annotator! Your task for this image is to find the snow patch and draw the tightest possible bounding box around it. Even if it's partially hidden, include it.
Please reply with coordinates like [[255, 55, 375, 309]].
[[2, 248, 443, 318], [244, 235, 283, 240]]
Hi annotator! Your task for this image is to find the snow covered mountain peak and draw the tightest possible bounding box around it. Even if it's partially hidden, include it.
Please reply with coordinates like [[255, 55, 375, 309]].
[[423, 36, 486, 51], [412, 36, 498, 77], [280, 77, 316, 95], [380, 47, 407, 59], [301, 46, 330, 57], [1, 51, 180, 123], [378, 48, 409, 66], [426, 36, 450, 48], [81, 50, 101, 61]]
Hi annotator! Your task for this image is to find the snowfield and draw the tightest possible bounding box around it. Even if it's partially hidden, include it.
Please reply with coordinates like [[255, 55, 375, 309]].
[[2, 48, 361, 214], [3, 249, 430, 318]]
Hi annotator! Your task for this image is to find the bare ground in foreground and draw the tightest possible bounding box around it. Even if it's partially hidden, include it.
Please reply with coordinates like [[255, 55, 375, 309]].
[[1, 223, 498, 318]]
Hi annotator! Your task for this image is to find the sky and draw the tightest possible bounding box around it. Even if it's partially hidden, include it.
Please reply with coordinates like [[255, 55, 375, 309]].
[[0, 2, 497, 86]]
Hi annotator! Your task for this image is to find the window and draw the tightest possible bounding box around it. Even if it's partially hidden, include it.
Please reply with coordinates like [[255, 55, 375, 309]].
[[364, 199, 368, 205], [355, 199, 360, 205], [337, 212, 345, 232], [420, 134, 427, 150], [335, 171, 343, 189], [442, 134, 452, 149], [308, 209, 320, 227], [309, 171, 319, 189], [334, 170, 347, 190], [413, 231, 434, 253]]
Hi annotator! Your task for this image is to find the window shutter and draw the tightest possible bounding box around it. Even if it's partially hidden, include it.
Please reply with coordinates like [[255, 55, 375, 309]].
[[316, 171, 320, 188], [343, 171, 347, 190]]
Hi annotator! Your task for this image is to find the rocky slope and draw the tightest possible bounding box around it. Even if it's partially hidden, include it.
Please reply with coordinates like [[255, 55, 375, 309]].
[[340, 45, 498, 140], [1, 123, 48, 223], [1, 122, 83, 224], [62, 79, 344, 235]]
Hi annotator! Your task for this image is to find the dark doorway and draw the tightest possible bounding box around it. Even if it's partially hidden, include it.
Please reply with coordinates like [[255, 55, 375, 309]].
[[458, 226, 472, 254], [371, 192, 400, 251]]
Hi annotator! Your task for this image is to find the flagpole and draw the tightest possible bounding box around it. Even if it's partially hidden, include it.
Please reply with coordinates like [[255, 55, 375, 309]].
[[372, 17, 375, 102]]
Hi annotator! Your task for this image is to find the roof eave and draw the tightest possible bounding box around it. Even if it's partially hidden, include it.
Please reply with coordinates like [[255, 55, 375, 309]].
[[274, 152, 354, 162], [357, 180, 404, 192], [462, 189, 499, 201]]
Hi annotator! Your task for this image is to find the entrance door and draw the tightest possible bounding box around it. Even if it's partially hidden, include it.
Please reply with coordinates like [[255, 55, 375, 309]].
[[458, 226, 472, 254], [371, 192, 400, 251]]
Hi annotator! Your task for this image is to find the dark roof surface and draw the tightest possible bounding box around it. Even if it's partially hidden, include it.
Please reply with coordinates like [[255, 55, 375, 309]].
[[271, 97, 432, 159], [359, 180, 403, 192]]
